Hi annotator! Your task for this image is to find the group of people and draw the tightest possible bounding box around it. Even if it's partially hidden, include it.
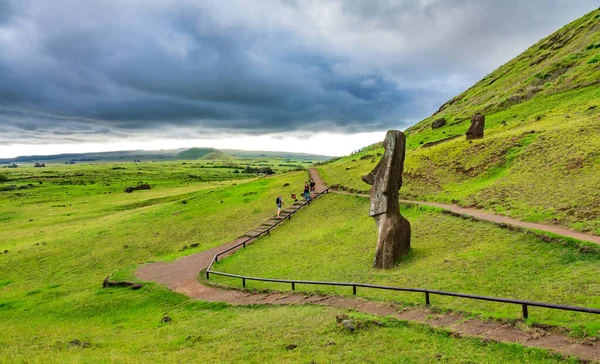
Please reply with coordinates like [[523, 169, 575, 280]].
[[275, 179, 317, 218]]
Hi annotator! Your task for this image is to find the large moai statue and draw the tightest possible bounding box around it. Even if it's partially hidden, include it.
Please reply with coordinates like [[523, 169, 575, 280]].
[[466, 113, 485, 140], [362, 130, 411, 269]]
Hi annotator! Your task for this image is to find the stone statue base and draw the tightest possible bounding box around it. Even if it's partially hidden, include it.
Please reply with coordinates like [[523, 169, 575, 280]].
[[373, 213, 411, 269]]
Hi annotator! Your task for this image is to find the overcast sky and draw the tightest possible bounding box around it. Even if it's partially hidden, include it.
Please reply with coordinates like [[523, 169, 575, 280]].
[[0, 0, 597, 158]]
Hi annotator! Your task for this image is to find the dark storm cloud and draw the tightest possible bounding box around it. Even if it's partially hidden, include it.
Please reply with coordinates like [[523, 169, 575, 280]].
[[0, 0, 597, 145]]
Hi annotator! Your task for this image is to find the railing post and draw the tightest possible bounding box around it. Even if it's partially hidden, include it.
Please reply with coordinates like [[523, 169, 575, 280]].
[[206, 271, 210, 280], [288, 214, 291, 220], [291, 282, 295, 291], [242, 278, 246, 288], [522, 304, 528, 319], [425, 292, 430, 306], [353, 285, 357, 295], [215, 256, 218, 263], [267, 229, 270, 235], [243, 242, 246, 248]]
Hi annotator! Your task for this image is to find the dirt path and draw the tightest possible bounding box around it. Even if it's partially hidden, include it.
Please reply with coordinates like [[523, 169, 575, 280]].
[[136, 170, 600, 361], [137, 235, 600, 362], [310, 169, 600, 245]]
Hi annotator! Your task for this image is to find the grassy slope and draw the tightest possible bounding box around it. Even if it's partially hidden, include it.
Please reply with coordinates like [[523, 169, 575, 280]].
[[176, 147, 219, 159], [212, 194, 600, 335], [318, 9, 600, 234], [0, 164, 565, 362], [2, 304, 567, 363]]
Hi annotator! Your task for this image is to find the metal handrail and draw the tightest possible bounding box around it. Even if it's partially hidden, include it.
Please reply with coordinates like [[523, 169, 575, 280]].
[[209, 188, 330, 264], [205, 188, 600, 320]]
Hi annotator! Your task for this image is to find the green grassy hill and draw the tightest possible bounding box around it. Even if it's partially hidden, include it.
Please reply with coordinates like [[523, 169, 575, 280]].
[[176, 147, 220, 160], [199, 150, 237, 160], [319, 8, 600, 235]]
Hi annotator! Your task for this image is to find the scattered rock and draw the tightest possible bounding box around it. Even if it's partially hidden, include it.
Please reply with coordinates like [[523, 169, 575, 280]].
[[501, 120, 507, 125], [431, 118, 447, 129], [68, 339, 90, 348], [190, 243, 199, 248], [285, 344, 297, 350], [131, 284, 143, 290], [336, 314, 349, 323], [341, 319, 355, 332], [102, 276, 142, 289], [3, 250, 8, 254], [283, 183, 290, 187], [360, 154, 374, 160], [588, 105, 597, 110], [124, 184, 151, 193], [326, 341, 336, 346], [466, 114, 485, 140], [161, 316, 172, 324]]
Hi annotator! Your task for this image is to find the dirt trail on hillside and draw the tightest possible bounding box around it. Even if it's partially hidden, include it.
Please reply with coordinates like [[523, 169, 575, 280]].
[[135, 169, 600, 361], [312, 169, 600, 245]]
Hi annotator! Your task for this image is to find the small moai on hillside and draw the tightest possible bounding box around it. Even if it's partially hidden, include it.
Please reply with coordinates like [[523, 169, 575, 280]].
[[466, 113, 485, 139], [362, 130, 411, 269], [431, 118, 447, 129]]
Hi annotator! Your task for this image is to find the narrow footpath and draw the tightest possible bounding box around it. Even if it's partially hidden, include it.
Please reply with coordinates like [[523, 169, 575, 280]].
[[308, 169, 600, 245], [136, 169, 600, 361]]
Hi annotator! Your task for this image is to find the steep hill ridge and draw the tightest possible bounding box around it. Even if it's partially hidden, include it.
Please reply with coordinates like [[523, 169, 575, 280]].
[[318, 8, 600, 235]]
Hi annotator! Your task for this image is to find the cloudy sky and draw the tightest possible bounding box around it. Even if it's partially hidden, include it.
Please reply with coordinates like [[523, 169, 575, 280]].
[[0, 0, 597, 157]]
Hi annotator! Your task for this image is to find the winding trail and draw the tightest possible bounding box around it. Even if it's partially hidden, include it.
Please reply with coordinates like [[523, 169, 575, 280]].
[[136, 169, 600, 361], [309, 169, 600, 245]]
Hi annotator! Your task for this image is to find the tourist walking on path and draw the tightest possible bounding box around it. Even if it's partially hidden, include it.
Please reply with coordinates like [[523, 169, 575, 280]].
[[276, 195, 284, 218], [310, 179, 316, 198], [303, 182, 311, 201]]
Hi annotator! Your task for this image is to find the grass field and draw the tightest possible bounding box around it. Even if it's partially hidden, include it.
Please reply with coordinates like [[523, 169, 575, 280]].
[[0, 163, 574, 362], [211, 194, 600, 336]]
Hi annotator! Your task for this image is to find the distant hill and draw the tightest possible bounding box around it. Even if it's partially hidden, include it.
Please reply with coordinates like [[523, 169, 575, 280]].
[[318, 8, 600, 235], [176, 148, 219, 160], [0, 147, 332, 164], [199, 151, 237, 160], [222, 149, 331, 161]]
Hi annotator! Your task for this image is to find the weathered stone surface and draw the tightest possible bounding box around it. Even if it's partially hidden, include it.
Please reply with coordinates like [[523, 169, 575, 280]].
[[124, 184, 151, 193], [362, 130, 411, 269], [466, 114, 485, 139], [431, 118, 447, 129], [341, 319, 356, 331]]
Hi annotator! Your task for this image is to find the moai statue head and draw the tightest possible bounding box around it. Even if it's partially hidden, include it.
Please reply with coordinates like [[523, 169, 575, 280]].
[[362, 130, 406, 216]]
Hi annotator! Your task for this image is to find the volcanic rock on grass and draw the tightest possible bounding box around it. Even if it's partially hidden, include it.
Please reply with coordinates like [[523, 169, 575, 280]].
[[431, 118, 447, 129], [466, 114, 485, 140], [124, 184, 151, 193], [336, 314, 349, 323], [341, 320, 356, 332]]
